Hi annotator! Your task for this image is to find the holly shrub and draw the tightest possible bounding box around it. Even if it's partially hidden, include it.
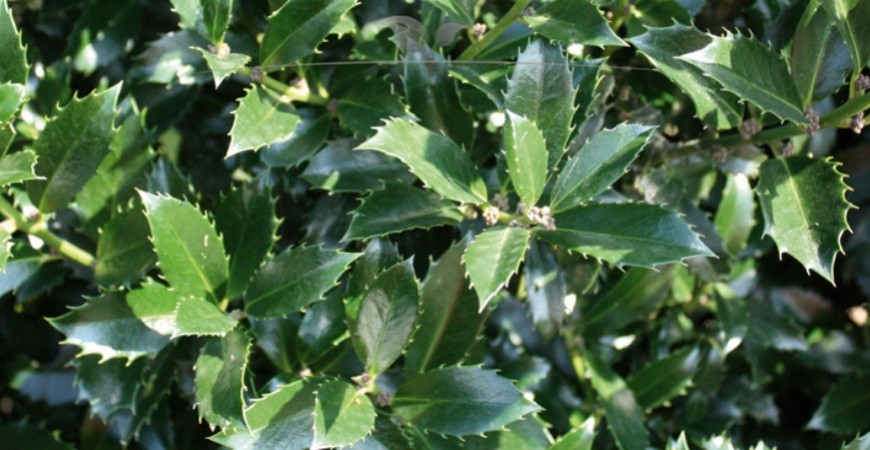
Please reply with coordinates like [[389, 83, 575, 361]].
[[1, 0, 870, 448]]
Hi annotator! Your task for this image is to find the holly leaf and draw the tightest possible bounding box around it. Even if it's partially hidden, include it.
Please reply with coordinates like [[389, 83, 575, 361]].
[[302, 138, 415, 193], [312, 379, 376, 448], [195, 49, 250, 88], [0, 82, 25, 124], [464, 227, 531, 311], [130, 30, 210, 85], [245, 245, 360, 318], [338, 77, 411, 137], [260, 0, 357, 68], [525, 0, 625, 47], [550, 417, 596, 450], [791, 6, 852, 104], [423, 0, 474, 26], [195, 329, 250, 429], [756, 156, 853, 283], [392, 366, 540, 436], [504, 110, 547, 208], [551, 123, 654, 212], [262, 110, 330, 168], [681, 31, 806, 123], [353, 260, 419, 375], [537, 203, 713, 268], [49, 293, 170, 361], [585, 350, 649, 450], [821, 0, 870, 71], [807, 375, 870, 434], [173, 296, 237, 337], [27, 84, 120, 213], [169, 0, 232, 44], [140, 192, 229, 303], [714, 173, 756, 256], [126, 280, 181, 336], [630, 24, 743, 130], [505, 40, 576, 169], [358, 119, 487, 204], [524, 239, 567, 340], [580, 268, 675, 337], [227, 85, 301, 157], [0, 0, 28, 84], [296, 292, 347, 365], [0, 150, 41, 187], [71, 355, 145, 422], [95, 207, 156, 286], [343, 182, 463, 241], [627, 346, 701, 410]]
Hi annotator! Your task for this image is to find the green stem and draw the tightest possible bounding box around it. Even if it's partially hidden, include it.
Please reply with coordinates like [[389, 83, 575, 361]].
[[458, 0, 532, 61], [0, 196, 95, 267], [238, 67, 330, 105]]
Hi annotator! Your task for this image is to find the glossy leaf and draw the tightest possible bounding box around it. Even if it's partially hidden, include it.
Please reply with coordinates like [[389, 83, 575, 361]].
[[140, 192, 229, 303], [464, 227, 532, 311], [195, 328, 250, 429], [504, 110, 547, 207], [337, 77, 411, 137], [312, 378, 376, 448], [196, 49, 250, 88], [505, 40, 576, 169], [296, 292, 347, 365], [343, 182, 463, 241], [28, 84, 120, 213], [524, 239, 567, 340], [538, 203, 712, 268], [404, 238, 485, 375], [245, 245, 360, 318], [358, 119, 487, 204], [0, 150, 41, 187], [821, 0, 870, 71], [681, 32, 806, 123], [423, 0, 473, 26], [49, 293, 170, 361], [302, 138, 414, 193], [227, 85, 301, 157], [807, 375, 870, 434], [95, 207, 156, 286], [585, 351, 650, 450], [354, 261, 419, 375], [525, 0, 624, 47], [551, 123, 654, 212], [130, 30, 210, 85], [392, 366, 540, 436], [0, 0, 27, 83], [126, 280, 180, 336], [630, 24, 742, 130], [72, 355, 145, 422], [756, 156, 853, 282], [262, 110, 329, 168], [791, 6, 852, 104], [627, 346, 701, 410], [224, 377, 320, 449], [173, 296, 237, 337], [714, 173, 755, 256], [550, 417, 596, 450], [169, 0, 232, 44], [0, 82, 25, 124], [580, 267, 674, 337], [260, 0, 357, 68], [214, 182, 278, 299]]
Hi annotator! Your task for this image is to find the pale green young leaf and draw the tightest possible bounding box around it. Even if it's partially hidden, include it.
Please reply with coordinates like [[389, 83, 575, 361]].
[[173, 296, 237, 337], [821, 0, 870, 71], [537, 203, 712, 268], [140, 192, 229, 303], [714, 173, 755, 256], [585, 350, 649, 450], [504, 110, 547, 207], [627, 347, 701, 410], [245, 246, 360, 318], [312, 379, 376, 448], [343, 182, 463, 241], [28, 84, 120, 213], [126, 280, 181, 336], [260, 0, 358, 68], [756, 156, 853, 282], [0, 82, 25, 124], [0, 150, 41, 187], [302, 138, 415, 193], [551, 123, 654, 212], [0, 0, 27, 84], [681, 32, 806, 123], [525, 0, 625, 47], [392, 366, 540, 436], [464, 226, 531, 311], [358, 119, 487, 204], [49, 293, 170, 361], [549, 417, 596, 450], [95, 207, 156, 286], [807, 375, 870, 434], [423, 0, 474, 26], [630, 24, 742, 130], [195, 329, 250, 429], [195, 49, 250, 88], [227, 85, 301, 157]]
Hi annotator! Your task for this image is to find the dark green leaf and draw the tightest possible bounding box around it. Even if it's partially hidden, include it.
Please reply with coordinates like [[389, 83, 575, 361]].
[[551, 123, 654, 211], [302, 138, 415, 193], [0, 0, 27, 84], [0, 82, 25, 124], [312, 378, 376, 448], [262, 110, 329, 168], [580, 267, 674, 337], [260, 0, 358, 68], [585, 350, 649, 450], [464, 416, 552, 449], [49, 293, 170, 361], [126, 280, 181, 336], [821, 0, 870, 71], [464, 227, 532, 311], [525, 0, 625, 47], [666, 433, 692, 450], [28, 84, 120, 213], [449, 64, 510, 109], [125, 343, 182, 443], [131, 30, 210, 85], [627, 346, 701, 410], [756, 156, 853, 282], [549, 418, 596, 450], [196, 49, 251, 88], [169, 0, 232, 44], [404, 238, 486, 375], [344, 182, 463, 241], [354, 261, 419, 375], [681, 31, 806, 123], [807, 375, 870, 434], [538, 203, 712, 268], [0, 423, 74, 450], [791, 6, 852, 104], [228, 85, 301, 157], [624, 0, 691, 37], [392, 366, 540, 436], [505, 40, 576, 169], [358, 119, 487, 204], [714, 173, 755, 256], [296, 292, 347, 365], [71, 355, 145, 422], [524, 240, 566, 340], [250, 315, 300, 373], [95, 207, 156, 286], [195, 329, 250, 428], [504, 110, 547, 207], [140, 192, 229, 303], [423, 0, 474, 26], [338, 77, 411, 137], [348, 237, 402, 299], [0, 150, 41, 187], [214, 182, 278, 299], [174, 296, 237, 337], [245, 245, 360, 318], [629, 24, 742, 130]]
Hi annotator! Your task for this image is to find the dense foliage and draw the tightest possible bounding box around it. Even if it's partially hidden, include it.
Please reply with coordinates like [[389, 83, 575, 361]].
[[1, 0, 869, 448]]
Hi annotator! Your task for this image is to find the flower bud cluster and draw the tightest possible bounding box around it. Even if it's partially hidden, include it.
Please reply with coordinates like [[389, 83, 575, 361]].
[[525, 205, 555, 230], [804, 107, 820, 136], [852, 112, 865, 135], [483, 206, 501, 226]]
